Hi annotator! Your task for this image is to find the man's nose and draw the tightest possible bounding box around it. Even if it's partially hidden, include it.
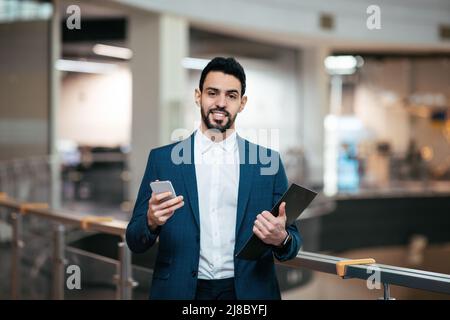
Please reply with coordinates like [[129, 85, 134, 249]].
[[216, 93, 227, 108]]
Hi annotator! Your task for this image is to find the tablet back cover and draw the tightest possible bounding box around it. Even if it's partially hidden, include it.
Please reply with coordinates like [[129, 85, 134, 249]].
[[235, 183, 318, 260]]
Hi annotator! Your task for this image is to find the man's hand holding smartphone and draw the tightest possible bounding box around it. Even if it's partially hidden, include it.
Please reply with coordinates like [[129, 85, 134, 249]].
[[147, 181, 184, 231]]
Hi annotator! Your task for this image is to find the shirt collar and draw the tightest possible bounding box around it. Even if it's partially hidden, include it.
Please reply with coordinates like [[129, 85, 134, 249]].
[[195, 128, 237, 154]]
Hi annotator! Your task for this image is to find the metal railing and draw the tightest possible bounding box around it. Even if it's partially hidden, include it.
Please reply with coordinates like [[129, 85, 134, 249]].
[[0, 193, 135, 300], [278, 251, 450, 299], [1, 193, 450, 300]]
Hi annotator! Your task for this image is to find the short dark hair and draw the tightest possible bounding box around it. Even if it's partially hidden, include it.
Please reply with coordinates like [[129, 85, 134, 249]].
[[199, 57, 246, 96]]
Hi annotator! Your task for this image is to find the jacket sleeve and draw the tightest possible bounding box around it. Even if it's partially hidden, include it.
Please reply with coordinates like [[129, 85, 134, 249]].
[[126, 150, 161, 253], [272, 154, 303, 262]]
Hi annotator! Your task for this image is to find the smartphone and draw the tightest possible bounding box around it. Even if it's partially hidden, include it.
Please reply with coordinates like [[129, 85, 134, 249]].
[[150, 180, 176, 201]]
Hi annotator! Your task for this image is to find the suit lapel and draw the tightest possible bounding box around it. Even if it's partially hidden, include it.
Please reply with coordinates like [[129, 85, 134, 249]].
[[235, 135, 254, 234], [180, 133, 200, 229]]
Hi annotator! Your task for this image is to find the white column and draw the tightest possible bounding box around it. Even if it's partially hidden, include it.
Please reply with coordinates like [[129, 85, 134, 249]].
[[49, 0, 61, 209], [300, 46, 330, 187], [159, 15, 189, 144], [128, 12, 188, 201]]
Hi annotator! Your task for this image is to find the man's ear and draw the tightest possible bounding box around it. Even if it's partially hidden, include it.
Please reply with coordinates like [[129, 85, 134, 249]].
[[194, 88, 201, 107], [239, 95, 247, 113]]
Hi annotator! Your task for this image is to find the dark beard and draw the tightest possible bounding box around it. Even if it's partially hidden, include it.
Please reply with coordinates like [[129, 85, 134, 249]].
[[201, 106, 237, 133]]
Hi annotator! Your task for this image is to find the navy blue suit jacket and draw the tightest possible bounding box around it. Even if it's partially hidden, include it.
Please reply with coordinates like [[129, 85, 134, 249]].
[[126, 132, 302, 299]]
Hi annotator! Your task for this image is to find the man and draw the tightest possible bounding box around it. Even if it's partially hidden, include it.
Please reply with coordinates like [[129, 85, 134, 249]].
[[126, 57, 302, 300]]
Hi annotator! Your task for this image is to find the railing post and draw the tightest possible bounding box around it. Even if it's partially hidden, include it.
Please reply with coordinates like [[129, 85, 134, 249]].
[[52, 224, 66, 300], [11, 212, 23, 300], [382, 283, 395, 300], [115, 241, 136, 300]]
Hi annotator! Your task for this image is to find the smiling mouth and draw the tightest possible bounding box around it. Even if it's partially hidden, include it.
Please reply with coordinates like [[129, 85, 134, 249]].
[[210, 110, 228, 122]]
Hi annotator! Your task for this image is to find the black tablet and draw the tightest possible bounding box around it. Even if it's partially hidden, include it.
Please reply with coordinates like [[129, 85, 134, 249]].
[[235, 183, 318, 260]]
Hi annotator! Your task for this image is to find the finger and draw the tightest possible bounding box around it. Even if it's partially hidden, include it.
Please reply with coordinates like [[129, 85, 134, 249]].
[[169, 200, 185, 212], [278, 202, 286, 217], [256, 214, 275, 232], [261, 211, 278, 224], [159, 214, 173, 224], [159, 207, 177, 222], [156, 201, 184, 217], [154, 191, 173, 202], [254, 219, 270, 236], [253, 225, 266, 241], [149, 194, 155, 205], [154, 195, 183, 210], [158, 201, 184, 219]]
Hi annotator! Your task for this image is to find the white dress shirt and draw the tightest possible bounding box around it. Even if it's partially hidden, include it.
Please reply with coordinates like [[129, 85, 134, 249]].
[[194, 129, 240, 280]]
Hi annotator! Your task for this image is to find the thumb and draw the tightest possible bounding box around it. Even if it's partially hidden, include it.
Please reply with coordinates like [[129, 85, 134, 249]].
[[278, 202, 286, 218]]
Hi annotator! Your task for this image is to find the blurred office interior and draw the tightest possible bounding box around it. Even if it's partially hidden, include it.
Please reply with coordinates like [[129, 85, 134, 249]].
[[0, 0, 449, 299]]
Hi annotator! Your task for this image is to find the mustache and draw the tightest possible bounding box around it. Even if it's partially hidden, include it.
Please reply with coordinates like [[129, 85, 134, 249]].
[[207, 108, 230, 117]]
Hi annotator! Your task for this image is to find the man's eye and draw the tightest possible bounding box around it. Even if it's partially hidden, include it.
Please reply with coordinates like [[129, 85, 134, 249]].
[[228, 95, 237, 100], [208, 91, 216, 96]]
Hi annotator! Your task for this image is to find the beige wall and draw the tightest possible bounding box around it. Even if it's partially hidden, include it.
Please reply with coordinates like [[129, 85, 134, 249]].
[[0, 20, 49, 160], [59, 67, 132, 147]]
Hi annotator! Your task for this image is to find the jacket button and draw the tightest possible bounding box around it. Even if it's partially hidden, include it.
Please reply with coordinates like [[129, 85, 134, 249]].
[[196, 235, 200, 243], [191, 271, 197, 277]]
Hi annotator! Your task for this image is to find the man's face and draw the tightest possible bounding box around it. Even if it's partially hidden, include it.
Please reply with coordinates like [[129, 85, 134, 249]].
[[195, 71, 247, 133]]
